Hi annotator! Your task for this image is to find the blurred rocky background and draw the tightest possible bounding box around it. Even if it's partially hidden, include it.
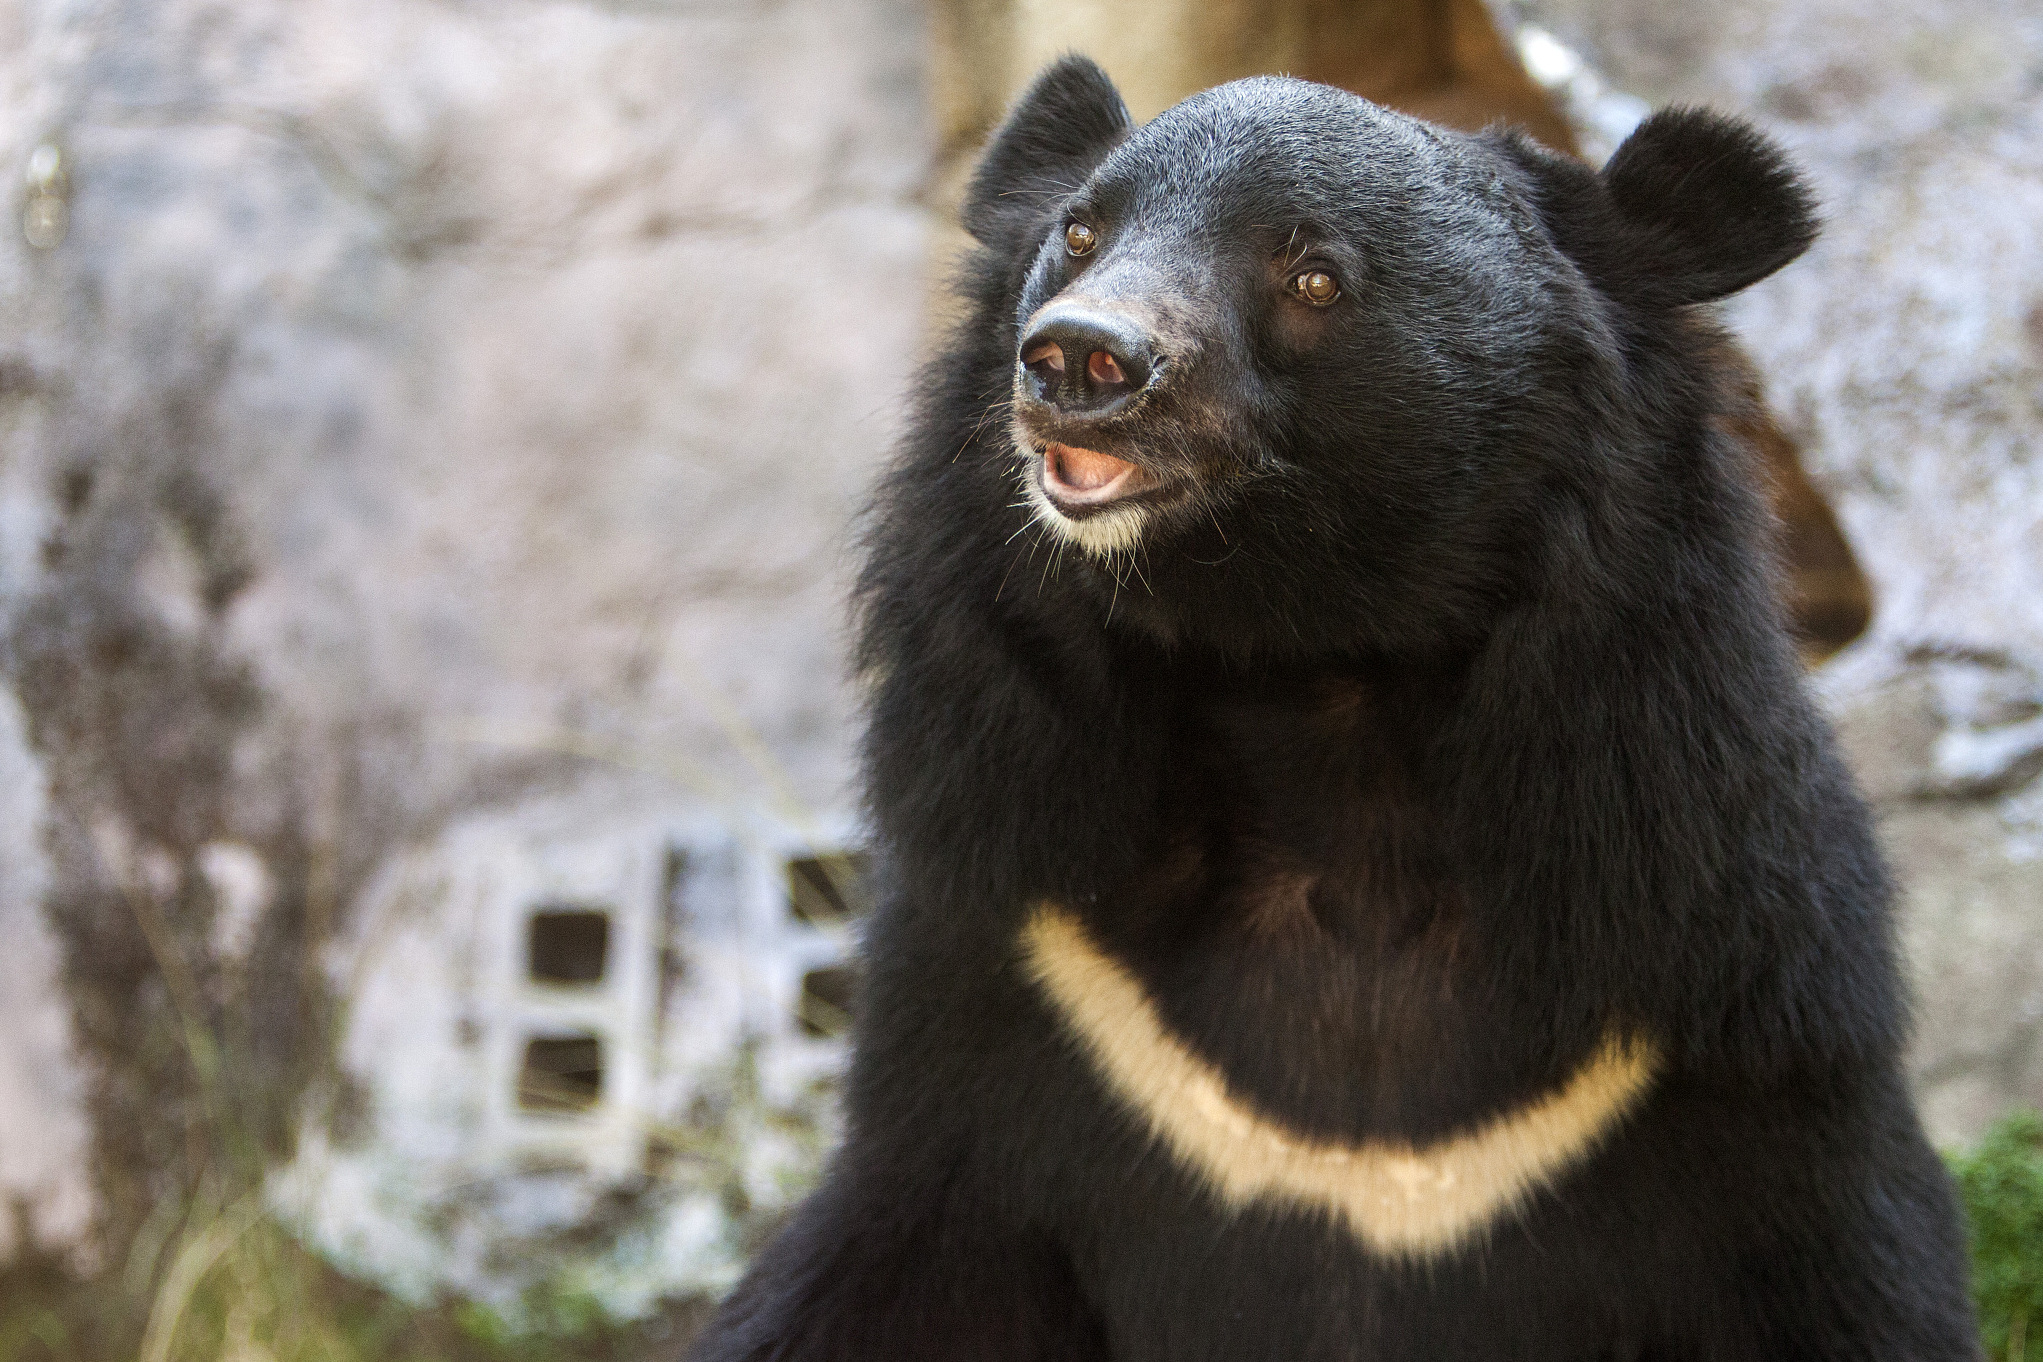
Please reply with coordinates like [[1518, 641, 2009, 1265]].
[[0, 0, 2038, 1358], [0, 0, 928, 1351]]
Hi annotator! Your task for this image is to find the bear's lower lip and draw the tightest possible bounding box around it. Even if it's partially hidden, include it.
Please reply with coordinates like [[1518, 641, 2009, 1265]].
[[1040, 443, 1152, 508]]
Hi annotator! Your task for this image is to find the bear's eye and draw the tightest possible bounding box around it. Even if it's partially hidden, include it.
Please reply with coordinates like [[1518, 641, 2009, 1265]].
[[1065, 222, 1099, 257], [1290, 270, 1340, 306]]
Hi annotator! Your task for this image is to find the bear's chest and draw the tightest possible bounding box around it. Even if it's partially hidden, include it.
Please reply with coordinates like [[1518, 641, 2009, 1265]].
[[1088, 666, 1537, 1141], [1016, 668, 1658, 1261], [1040, 771, 1531, 1148]]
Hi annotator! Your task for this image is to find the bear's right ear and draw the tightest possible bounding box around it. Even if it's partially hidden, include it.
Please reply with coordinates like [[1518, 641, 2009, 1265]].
[[1599, 109, 1819, 303], [962, 56, 1132, 247], [1499, 109, 1818, 307]]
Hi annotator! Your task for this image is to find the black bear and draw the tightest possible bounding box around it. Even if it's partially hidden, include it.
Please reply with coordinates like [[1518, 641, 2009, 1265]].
[[687, 59, 1979, 1360]]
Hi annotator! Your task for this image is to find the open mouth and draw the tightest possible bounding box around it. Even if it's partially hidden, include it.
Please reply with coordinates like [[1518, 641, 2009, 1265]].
[[1038, 443, 1153, 512]]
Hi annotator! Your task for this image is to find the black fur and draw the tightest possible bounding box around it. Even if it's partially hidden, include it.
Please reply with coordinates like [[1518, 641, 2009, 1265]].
[[687, 60, 1979, 1360], [963, 58, 1134, 246]]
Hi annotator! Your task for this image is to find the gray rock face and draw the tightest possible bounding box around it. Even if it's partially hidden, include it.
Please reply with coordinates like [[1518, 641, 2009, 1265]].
[[0, 687, 90, 1264], [1512, 0, 2043, 1144], [0, 0, 929, 1306]]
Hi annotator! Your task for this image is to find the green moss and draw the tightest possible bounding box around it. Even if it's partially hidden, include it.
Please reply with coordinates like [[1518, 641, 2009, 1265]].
[[1948, 1109, 2043, 1362]]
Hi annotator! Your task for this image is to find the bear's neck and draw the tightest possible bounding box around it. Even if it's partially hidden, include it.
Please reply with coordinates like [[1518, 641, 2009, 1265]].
[[1158, 654, 1465, 886]]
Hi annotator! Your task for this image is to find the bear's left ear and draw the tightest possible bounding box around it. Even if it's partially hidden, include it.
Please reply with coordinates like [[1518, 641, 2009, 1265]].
[[962, 56, 1133, 248], [1598, 108, 1819, 304]]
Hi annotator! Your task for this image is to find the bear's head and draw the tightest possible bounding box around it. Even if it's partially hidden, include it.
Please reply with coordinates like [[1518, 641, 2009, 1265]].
[[959, 58, 1817, 656]]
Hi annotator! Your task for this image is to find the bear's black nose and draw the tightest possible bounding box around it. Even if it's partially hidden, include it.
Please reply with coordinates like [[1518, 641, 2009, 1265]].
[[1018, 309, 1154, 416]]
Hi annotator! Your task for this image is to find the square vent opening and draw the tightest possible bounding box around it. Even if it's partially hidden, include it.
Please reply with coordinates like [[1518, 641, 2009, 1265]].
[[528, 906, 610, 985], [786, 852, 872, 926], [797, 965, 858, 1038], [517, 1033, 604, 1113]]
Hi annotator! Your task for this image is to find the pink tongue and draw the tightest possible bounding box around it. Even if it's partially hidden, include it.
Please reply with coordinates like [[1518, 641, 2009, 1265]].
[[1051, 444, 1132, 491]]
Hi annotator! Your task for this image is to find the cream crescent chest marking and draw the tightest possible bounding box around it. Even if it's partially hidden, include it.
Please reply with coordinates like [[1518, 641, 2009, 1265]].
[[1019, 903, 1661, 1260]]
